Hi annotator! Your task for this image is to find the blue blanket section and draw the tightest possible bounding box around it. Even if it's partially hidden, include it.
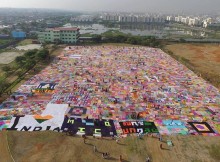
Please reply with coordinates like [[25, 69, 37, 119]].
[[163, 120, 186, 129]]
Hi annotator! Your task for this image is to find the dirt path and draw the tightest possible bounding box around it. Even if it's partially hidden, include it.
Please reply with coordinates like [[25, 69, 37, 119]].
[[0, 132, 14, 162]]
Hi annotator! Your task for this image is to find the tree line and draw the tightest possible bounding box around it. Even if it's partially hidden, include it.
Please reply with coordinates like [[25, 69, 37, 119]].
[[0, 48, 49, 96], [90, 30, 161, 47]]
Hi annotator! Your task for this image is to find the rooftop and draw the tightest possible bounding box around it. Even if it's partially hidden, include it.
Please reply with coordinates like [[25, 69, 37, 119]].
[[48, 27, 79, 31]]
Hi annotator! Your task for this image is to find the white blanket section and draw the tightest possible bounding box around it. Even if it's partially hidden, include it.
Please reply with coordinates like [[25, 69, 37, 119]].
[[8, 104, 68, 132]]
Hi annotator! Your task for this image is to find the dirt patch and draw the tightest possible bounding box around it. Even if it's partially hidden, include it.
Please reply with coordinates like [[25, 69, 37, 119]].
[[17, 39, 34, 46], [0, 132, 14, 162], [0, 52, 24, 64], [16, 44, 42, 51], [165, 43, 220, 89], [212, 49, 220, 62], [5, 131, 220, 162]]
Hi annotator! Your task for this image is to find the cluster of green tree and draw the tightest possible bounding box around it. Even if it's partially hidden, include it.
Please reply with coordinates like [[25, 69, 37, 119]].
[[0, 39, 12, 46], [15, 49, 49, 70], [0, 28, 11, 35], [91, 30, 161, 47], [0, 77, 9, 97], [0, 48, 49, 96]]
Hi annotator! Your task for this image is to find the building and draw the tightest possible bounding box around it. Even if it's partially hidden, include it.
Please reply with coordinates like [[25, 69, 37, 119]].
[[188, 18, 196, 26], [203, 18, 212, 28], [102, 14, 119, 21], [188, 18, 201, 26], [166, 16, 175, 22], [0, 34, 10, 39], [71, 15, 95, 22], [38, 27, 80, 44], [11, 30, 26, 39], [181, 17, 190, 24], [102, 13, 165, 24], [46, 21, 62, 28], [174, 16, 182, 22], [137, 16, 145, 23]]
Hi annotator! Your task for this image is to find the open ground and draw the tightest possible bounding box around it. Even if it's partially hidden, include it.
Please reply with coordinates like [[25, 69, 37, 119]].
[[165, 43, 220, 89], [0, 43, 220, 162], [16, 44, 42, 51], [0, 52, 24, 64], [0, 131, 219, 162]]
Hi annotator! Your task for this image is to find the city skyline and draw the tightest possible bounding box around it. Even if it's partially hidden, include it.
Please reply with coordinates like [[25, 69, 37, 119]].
[[0, 0, 220, 14]]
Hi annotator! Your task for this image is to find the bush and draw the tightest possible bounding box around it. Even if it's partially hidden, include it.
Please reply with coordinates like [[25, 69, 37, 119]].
[[100, 30, 161, 47], [36, 49, 49, 60], [2, 66, 12, 73], [15, 56, 26, 67], [24, 49, 38, 58], [0, 80, 9, 96]]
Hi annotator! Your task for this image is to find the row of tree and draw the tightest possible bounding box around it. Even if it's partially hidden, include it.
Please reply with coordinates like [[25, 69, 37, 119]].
[[0, 48, 49, 96], [15, 49, 49, 70], [91, 31, 161, 47]]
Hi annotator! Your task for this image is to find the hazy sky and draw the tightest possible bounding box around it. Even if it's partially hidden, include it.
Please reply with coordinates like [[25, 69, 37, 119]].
[[0, 0, 220, 13]]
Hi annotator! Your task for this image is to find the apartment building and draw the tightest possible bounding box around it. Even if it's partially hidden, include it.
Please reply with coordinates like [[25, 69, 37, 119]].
[[203, 18, 212, 28], [70, 15, 95, 22], [101, 13, 165, 23], [181, 17, 190, 24], [38, 27, 80, 44], [102, 14, 119, 21], [188, 18, 201, 26], [174, 16, 183, 22], [168, 15, 204, 27]]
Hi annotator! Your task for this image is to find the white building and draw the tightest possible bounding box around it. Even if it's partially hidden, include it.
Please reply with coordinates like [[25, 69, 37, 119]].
[[188, 18, 201, 26], [174, 16, 183, 22], [166, 16, 174, 21], [102, 14, 119, 21], [203, 18, 212, 28], [70, 15, 94, 22], [103, 13, 165, 23], [137, 16, 145, 23], [181, 17, 190, 24]]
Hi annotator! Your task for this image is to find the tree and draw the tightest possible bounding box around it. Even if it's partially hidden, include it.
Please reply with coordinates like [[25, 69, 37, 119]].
[[114, 35, 126, 43], [2, 66, 11, 73], [24, 49, 38, 59], [24, 60, 36, 70], [1, 28, 10, 35], [0, 80, 9, 96], [126, 37, 137, 45], [15, 56, 26, 67], [36, 49, 49, 61], [92, 35, 102, 43], [179, 38, 186, 43], [2, 66, 12, 76], [141, 40, 150, 46], [150, 41, 160, 48]]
